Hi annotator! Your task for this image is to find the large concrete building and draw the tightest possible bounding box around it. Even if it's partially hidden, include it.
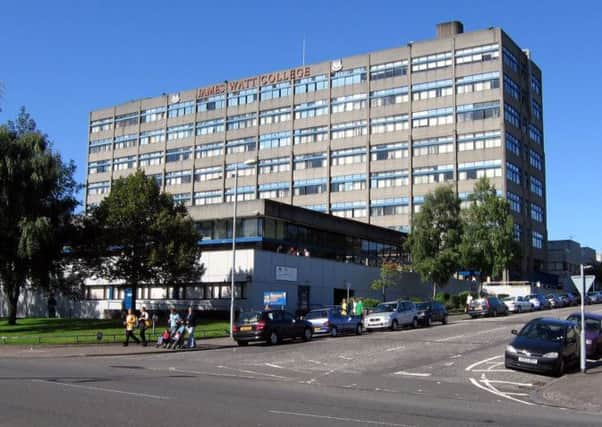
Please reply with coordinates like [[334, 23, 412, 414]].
[[86, 21, 548, 279], [547, 240, 597, 291]]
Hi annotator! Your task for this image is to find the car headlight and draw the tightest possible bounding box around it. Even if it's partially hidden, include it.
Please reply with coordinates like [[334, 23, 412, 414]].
[[506, 345, 517, 354], [417, 312, 425, 317], [586, 339, 592, 345], [542, 352, 558, 359]]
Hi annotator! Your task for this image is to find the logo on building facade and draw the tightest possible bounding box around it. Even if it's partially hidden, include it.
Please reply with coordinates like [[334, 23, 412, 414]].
[[331, 59, 343, 72]]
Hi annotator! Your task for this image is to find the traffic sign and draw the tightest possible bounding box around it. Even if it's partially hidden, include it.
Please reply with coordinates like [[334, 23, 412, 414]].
[[570, 275, 595, 296]]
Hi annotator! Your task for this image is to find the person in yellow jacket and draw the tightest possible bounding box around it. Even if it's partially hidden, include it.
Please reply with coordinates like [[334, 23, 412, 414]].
[[341, 298, 347, 316], [123, 308, 141, 346]]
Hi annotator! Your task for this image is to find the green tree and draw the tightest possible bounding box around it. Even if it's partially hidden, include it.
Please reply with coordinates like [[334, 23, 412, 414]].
[[86, 170, 203, 310], [371, 261, 401, 301], [0, 108, 79, 325], [459, 178, 519, 282], [405, 185, 462, 298]]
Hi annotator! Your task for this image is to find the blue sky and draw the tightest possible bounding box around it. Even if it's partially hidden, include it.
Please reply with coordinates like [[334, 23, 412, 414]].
[[1, 0, 600, 251]]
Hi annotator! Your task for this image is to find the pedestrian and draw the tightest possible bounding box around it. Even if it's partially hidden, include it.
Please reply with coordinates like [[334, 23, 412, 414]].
[[341, 298, 347, 316], [355, 298, 364, 318], [123, 308, 140, 346], [466, 294, 473, 312], [139, 306, 150, 347], [168, 307, 181, 333], [184, 306, 197, 348]]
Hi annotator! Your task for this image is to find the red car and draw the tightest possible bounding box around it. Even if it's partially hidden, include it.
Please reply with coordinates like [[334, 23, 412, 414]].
[[566, 313, 602, 359]]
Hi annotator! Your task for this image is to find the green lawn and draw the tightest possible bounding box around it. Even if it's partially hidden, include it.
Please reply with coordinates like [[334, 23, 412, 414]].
[[0, 318, 229, 345]]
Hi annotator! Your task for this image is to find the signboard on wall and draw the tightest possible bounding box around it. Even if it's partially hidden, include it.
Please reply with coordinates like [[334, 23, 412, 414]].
[[123, 287, 133, 310], [264, 291, 287, 307], [276, 265, 297, 282]]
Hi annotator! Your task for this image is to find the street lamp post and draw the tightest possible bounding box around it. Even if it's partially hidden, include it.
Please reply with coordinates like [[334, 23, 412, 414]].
[[229, 159, 257, 339]]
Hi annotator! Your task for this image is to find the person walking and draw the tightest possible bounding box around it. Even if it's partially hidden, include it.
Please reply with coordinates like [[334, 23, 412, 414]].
[[355, 298, 364, 318], [123, 308, 140, 346], [341, 298, 347, 316], [184, 306, 197, 348], [168, 307, 181, 333], [139, 306, 150, 347]]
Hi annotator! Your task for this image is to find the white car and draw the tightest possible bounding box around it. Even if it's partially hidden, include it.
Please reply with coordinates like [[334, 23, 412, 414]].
[[364, 300, 418, 331], [502, 296, 533, 313]]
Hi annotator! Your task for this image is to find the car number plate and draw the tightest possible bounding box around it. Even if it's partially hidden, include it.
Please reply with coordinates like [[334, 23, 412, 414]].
[[518, 356, 537, 365], [314, 327, 321, 332], [240, 326, 252, 332]]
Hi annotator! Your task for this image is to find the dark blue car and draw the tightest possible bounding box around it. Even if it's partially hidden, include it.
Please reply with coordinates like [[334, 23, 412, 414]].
[[304, 306, 363, 337]]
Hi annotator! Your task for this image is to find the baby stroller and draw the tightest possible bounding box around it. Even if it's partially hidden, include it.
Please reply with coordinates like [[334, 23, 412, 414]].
[[156, 329, 172, 348], [166, 324, 186, 349]]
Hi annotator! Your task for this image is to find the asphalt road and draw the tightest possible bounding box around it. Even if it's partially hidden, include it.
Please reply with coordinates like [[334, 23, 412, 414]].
[[1, 305, 602, 427]]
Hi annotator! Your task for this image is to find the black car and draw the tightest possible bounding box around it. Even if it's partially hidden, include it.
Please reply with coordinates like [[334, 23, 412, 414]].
[[233, 309, 313, 346], [505, 317, 580, 377], [467, 297, 508, 318], [415, 301, 448, 326]]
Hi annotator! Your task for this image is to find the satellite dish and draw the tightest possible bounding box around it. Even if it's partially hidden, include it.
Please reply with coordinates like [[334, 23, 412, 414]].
[[170, 93, 181, 103], [331, 59, 343, 72]]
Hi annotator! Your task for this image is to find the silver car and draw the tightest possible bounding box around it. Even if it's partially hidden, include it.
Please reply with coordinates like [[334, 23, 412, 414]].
[[364, 300, 418, 331]]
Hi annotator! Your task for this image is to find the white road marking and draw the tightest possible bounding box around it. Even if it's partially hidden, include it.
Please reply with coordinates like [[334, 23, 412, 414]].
[[450, 354, 463, 359], [443, 361, 455, 367], [486, 380, 533, 387], [393, 371, 432, 377], [385, 345, 406, 352], [469, 377, 534, 406], [168, 367, 256, 380], [264, 363, 284, 369], [436, 334, 465, 342], [32, 379, 169, 400], [217, 365, 291, 380], [465, 355, 503, 371], [269, 410, 415, 427], [481, 378, 534, 406], [338, 355, 353, 360]]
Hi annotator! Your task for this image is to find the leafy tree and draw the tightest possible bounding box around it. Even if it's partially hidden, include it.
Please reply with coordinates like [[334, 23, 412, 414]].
[[86, 170, 203, 310], [405, 185, 462, 298], [459, 178, 519, 282], [371, 261, 401, 301], [0, 108, 79, 324]]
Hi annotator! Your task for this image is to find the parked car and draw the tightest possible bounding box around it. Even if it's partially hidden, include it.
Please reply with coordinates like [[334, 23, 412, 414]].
[[467, 297, 508, 318], [364, 300, 418, 331], [558, 293, 578, 306], [304, 306, 363, 337], [566, 312, 602, 359], [415, 301, 448, 327], [546, 294, 564, 308], [505, 317, 580, 376], [502, 296, 533, 313], [233, 309, 313, 346], [526, 294, 551, 310]]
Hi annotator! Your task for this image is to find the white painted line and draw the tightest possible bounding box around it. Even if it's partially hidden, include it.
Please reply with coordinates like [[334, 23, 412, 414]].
[[385, 345, 406, 352], [393, 371, 432, 377], [269, 410, 415, 427], [481, 378, 534, 406], [32, 379, 169, 400], [470, 369, 512, 373], [443, 361, 455, 367], [504, 392, 530, 397], [465, 355, 503, 371], [264, 363, 284, 369], [436, 334, 465, 342], [217, 365, 291, 380], [168, 367, 256, 380], [450, 354, 463, 359], [468, 378, 534, 406], [486, 380, 533, 387]]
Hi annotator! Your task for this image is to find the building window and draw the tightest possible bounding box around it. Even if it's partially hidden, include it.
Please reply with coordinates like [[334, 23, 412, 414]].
[[506, 162, 521, 184], [370, 60, 408, 80], [370, 198, 409, 216], [413, 107, 453, 128], [89, 138, 112, 154], [529, 124, 543, 145], [165, 147, 192, 163], [457, 102, 500, 122], [88, 181, 110, 195], [530, 176, 544, 197], [194, 166, 222, 182], [294, 100, 329, 119], [331, 67, 367, 88], [224, 185, 255, 202], [331, 174, 366, 192], [165, 170, 192, 186], [513, 223, 522, 242], [413, 136, 454, 157], [227, 88, 258, 107], [195, 142, 224, 158], [140, 107, 166, 123], [507, 191, 522, 213], [114, 134, 137, 150], [411, 51, 452, 72], [226, 137, 256, 154], [259, 157, 290, 174], [455, 44, 499, 64], [259, 107, 291, 125], [456, 72, 500, 94], [370, 86, 409, 107], [113, 156, 136, 171], [172, 192, 192, 206], [371, 115, 409, 134], [294, 74, 328, 94], [530, 203, 544, 223], [197, 94, 225, 112], [90, 117, 112, 133], [260, 82, 291, 101], [458, 160, 502, 180], [504, 132, 521, 156], [258, 182, 290, 199], [532, 231, 544, 249], [412, 165, 454, 184], [458, 131, 502, 152], [411, 79, 453, 101], [139, 151, 163, 167], [331, 120, 367, 140], [531, 74, 542, 96], [167, 123, 194, 141], [529, 149, 543, 171], [370, 170, 409, 188], [331, 93, 367, 113], [194, 190, 222, 206], [331, 201, 367, 219], [88, 160, 110, 174], [531, 100, 542, 121], [370, 142, 408, 160], [115, 112, 138, 128], [293, 178, 327, 196], [294, 126, 329, 144], [196, 118, 225, 136], [226, 113, 257, 131], [331, 147, 367, 166], [225, 162, 255, 177], [140, 129, 165, 145], [503, 74, 520, 100], [294, 152, 326, 170], [168, 101, 195, 118], [502, 47, 519, 73], [504, 103, 521, 129]]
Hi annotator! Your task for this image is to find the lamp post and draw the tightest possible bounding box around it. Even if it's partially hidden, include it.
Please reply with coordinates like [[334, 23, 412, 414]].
[[229, 159, 257, 339], [580, 264, 594, 373]]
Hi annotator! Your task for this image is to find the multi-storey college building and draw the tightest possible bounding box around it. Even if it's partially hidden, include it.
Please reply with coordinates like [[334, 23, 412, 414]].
[[86, 21, 548, 280]]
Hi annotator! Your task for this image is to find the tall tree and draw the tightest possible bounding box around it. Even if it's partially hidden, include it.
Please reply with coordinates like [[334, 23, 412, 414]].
[[405, 185, 462, 298], [0, 108, 79, 324], [86, 170, 203, 310], [370, 261, 401, 301], [459, 178, 520, 282]]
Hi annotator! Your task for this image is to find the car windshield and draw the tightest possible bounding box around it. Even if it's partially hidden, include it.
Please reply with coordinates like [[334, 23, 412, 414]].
[[239, 311, 263, 324], [519, 321, 566, 342], [567, 316, 602, 332], [415, 303, 430, 310], [305, 310, 328, 320], [373, 303, 396, 313]]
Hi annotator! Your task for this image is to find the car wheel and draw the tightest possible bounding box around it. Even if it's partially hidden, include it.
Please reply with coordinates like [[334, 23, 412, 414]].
[[390, 320, 398, 331], [425, 316, 432, 327], [412, 318, 418, 329], [355, 324, 363, 335], [237, 341, 248, 347], [330, 326, 338, 338], [442, 315, 448, 325], [555, 358, 565, 377], [303, 328, 312, 342], [268, 331, 279, 346]]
